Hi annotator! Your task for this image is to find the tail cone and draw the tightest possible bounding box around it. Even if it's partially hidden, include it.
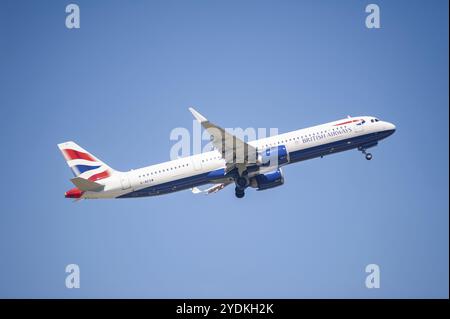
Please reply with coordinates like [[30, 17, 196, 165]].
[[65, 188, 83, 199]]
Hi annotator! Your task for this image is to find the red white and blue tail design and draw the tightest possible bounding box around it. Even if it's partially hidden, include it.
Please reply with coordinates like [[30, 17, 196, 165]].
[[57, 141, 115, 182]]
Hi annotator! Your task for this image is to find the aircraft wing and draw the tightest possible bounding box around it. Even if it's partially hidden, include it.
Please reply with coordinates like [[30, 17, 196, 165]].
[[191, 182, 232, 195], [189, 107, 258, 174]]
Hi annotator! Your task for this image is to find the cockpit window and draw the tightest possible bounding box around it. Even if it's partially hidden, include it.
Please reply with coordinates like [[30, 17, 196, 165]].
[[375, 118, 379, 122]]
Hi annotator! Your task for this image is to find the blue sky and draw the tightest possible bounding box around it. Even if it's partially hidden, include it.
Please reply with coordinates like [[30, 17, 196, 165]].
[[0, 0, 448, 298]]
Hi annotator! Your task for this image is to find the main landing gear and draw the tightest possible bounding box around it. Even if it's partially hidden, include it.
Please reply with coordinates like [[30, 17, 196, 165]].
[[234, 171, 249, 199], [235, 187, 245, 198]]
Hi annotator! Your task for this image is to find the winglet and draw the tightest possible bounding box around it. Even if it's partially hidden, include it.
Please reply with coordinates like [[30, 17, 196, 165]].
[[70, 177, 104, 191], [191, 187, 203, 194], [188, 107, 208, 123]]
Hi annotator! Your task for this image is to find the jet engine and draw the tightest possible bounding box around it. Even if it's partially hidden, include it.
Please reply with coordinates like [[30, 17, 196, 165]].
[[250, 168, 285, 191]]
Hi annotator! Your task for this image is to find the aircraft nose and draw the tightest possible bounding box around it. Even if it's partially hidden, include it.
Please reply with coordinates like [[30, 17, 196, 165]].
[[383, 122, 396, 132], [382, 121, 396, 137], [387, 122, 396, 132]]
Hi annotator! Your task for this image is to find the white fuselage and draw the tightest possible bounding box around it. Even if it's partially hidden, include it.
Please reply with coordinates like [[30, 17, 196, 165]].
[[80, 116, 395, 199]]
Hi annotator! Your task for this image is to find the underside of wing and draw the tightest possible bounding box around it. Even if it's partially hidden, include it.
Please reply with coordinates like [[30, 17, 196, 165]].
[[189, 107, 258, 174]]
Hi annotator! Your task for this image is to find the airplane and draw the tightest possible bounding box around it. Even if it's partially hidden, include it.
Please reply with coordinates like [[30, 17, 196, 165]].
[[58, 108, 396, 200]]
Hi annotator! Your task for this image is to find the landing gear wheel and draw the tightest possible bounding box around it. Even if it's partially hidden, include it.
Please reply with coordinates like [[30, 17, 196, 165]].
[[235, 187, 245, 199], [236, 176, 249, 188], [359, 147, 373, 161], [235, 191, 245, 198]]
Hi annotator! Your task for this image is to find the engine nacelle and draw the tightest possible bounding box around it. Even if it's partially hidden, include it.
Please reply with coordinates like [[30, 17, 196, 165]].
[[250, 169, 285, 191], [257, 145, 289, 168]]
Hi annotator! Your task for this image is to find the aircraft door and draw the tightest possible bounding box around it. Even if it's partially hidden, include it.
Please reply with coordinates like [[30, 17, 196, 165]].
[[120, 175, 131, 190], [354, 119, 365, 133], [192, 156, 202, 171]]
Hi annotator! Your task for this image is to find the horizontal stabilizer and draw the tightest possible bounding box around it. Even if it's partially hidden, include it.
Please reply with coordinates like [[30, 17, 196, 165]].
[[70, 177, 104, 192]]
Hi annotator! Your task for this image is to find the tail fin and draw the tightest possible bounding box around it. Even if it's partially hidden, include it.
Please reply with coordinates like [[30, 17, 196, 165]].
[[57, 141, 115, 182]]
